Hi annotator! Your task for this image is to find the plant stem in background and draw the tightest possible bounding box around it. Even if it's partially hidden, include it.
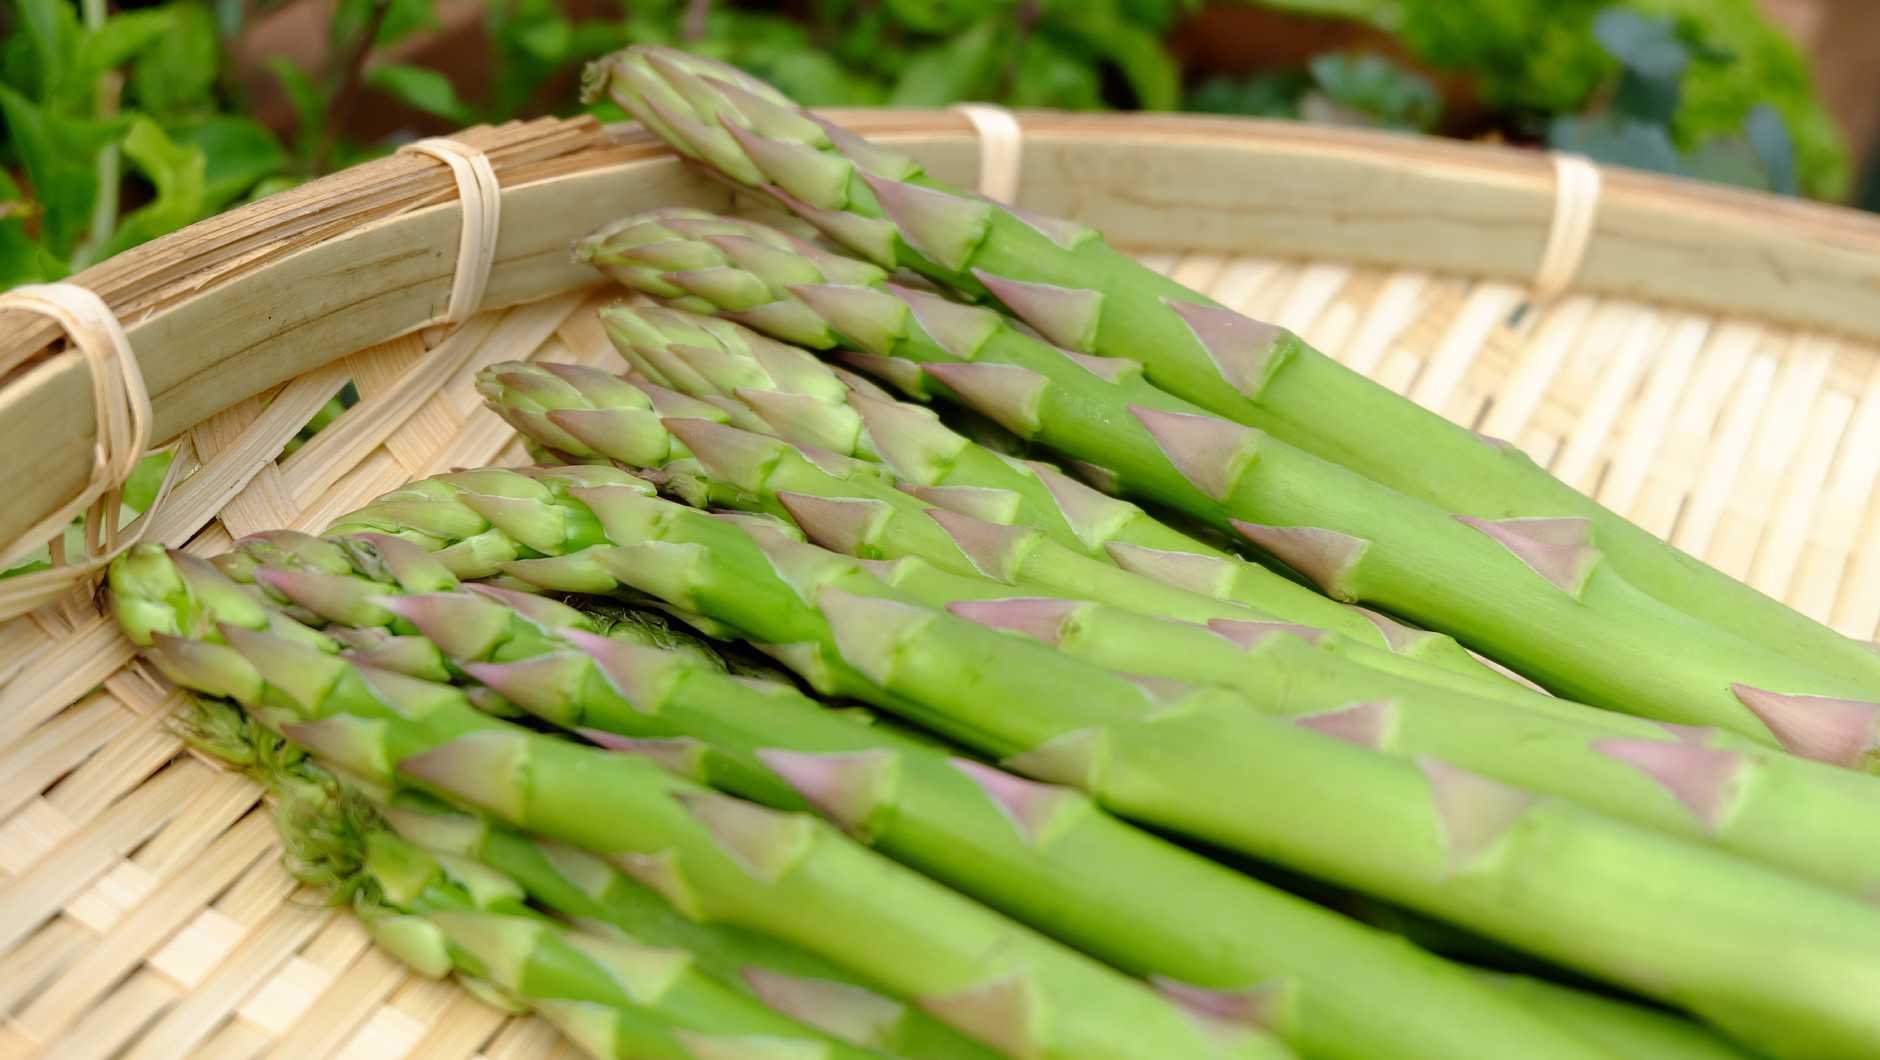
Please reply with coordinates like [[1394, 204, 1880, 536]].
[[317, 0, 394, 174], [77, 0, 121, 269]]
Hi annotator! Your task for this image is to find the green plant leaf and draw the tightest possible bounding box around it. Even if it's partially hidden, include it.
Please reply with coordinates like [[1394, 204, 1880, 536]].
[[887, 16, 1001, 107], [1307, 50, 1441, 131], [1009, 34, 1105, 111], [882, 0, 997, 35], [510, 14, 574, 62], [1548, 113, 1682, 176], [242, 173, 310, 205], [167, 114, 289, 207], [77, 9, 173, 82], [377, 0, 442, 47], [99, 115, 207, 258], [129, 2, 218, 120], [366, 63, 475, 125], [10, 0, 77, 102], [1047, 7, 1180, 110], [1743, 103, 1795, 196], [266, 56, 327, 160], [0, 83, 118, 258], [121, 450, 174, 514]]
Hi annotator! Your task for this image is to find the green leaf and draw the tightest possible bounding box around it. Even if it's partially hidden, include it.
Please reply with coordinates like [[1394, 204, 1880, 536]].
[[1547, 113, 1682, 176], [10, 0, 76, 101], [77, 9, 173, 82], [366, 63, 475, 125], [376, 0, 442, 47], [0, 215, 55, 291], [887, 17, 1002, 107], [1307, 51, 1440, 131], [99, 115, 207, 259], [1047, 8, 1180, 110], [1009, 34, 1105, 111], [266, 56, 327, 160], [0, 83, 115, 258], [1743, 104, 1795, 197], [167, 114, 288, 207], [510, 15, 574, 63], [881, 0, 996, 35], [121, 450, 174, 514], [129, 2, 219, 120], [762, 49, 885, 107]]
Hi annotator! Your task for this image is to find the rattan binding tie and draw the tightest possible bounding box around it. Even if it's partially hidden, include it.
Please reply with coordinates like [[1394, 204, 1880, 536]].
[[952, 103, 1023, 205], [0, 282, 166, 620], [1532, 152, 1602, 302], [399, 137, 501, 324]]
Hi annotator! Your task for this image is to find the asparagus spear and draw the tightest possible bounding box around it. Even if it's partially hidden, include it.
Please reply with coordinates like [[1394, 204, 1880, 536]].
[[1472, 974, 1761, 1060], [469, 634, 1641, 1060], [568, 220, 1880, 765], [588, 43, 1880, 700], [334, 488, 1880, 1058], [130, 511, 1880, 899], [565, 284, 1501, 685], [116, 575, 1295, 1060]]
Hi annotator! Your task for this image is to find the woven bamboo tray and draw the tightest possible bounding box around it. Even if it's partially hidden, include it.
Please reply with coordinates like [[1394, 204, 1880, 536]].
[[7, 108, 1880, 1060]]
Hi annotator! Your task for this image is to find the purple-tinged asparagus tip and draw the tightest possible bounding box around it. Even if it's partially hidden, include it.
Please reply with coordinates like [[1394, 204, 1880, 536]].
[[774, 492, 894, 557], [218, 623, 348, 712], [766, 185, 900, 268], [1163, 299, 1289, 400], [581, 731, 708, 780], [1106, 543, 1236, 598], [1229, 523, 1368, 602], [1002, 726, 1106, 791], [1208, 618, 1328, 651], [755, 747, 899, 837], [886, 283, 1002, 361], [1128, 405, 1261, 503], [946, 597, 1085, 646], [785, 283, 909, 356], [740, 968, 904, 1046], [1729, 684, 1880, 768], [561, 628, 690, 714], [350, 532, 458, 593], [280, 714, 392, 780], [915, 972, 1039, 1060], [462, 581, 592, 633], [375, 592, 513, 662], [918, 362, 1048, 437], [674, 791, 815, 885], [949, 758, 1082, 846], [856, 172, 993, 273], [461, 654, 587, 716], [970, 269, 1104, 354], [902, 484, 1022, 526], [613, 848, 704, 919], [662, 417, 787, 492], [148, 631, 265, 702], [1419, 757, 1541, 874], [815, 587, 935, 688], [721, 120, 853, 211], [925, 508, 1041, 583], [1455, 516, 1603, 599], [1152, 976, 1289, 1032], [1592, 739, 1746, 832], [396, 731, 531, 820], [1292, 700, 1395, 750], [1344, 605, 1443, 656], [253, 568, 394, 628]]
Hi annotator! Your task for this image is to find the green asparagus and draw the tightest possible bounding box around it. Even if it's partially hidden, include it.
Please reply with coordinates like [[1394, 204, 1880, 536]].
[[588, 43, 1880, 701]]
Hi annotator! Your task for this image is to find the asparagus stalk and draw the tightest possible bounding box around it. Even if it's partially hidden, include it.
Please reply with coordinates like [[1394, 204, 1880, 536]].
[[571, 282, 1499, 684], [570, 223, 1880, 765], [377, 800, 1010, 1060], [114, 563, 1295, 1060], [340, 490, 1880, 1058], [1472, 975, 1761, 1060], [469, 635, 1641, 1060], [588, 43, 1880, 699]]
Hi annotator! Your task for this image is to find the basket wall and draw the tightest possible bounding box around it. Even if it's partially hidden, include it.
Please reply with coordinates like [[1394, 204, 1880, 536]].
[[5, 111, 1880, 1060]]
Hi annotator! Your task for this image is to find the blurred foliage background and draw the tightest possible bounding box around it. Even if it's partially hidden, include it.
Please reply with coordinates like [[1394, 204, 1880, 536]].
[[0, 0, 1856, 291]]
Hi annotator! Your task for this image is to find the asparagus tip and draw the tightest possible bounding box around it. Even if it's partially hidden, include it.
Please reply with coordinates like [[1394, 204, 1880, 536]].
[[1455, 515, 1604, 599], [884, 282, 1002, 361], [1291, 700, 1395, 751], [755, 747, 898, 838], [1161, 298, 1289, 400], [1727, 683, 1880, 768], [1590, 738, 1746, 830], [948, 757, 1083, 847], [1128, 405, 1261, 504], [924, 507, 1042, 584], [1418, 757, 1542, 873], [773, 492, 893, 558], [1227, 522, 1367, 602], [918, 361, 1048, 437], [945, 597, 1084, 647], [674, 791, 816, 885], [740, 967, 905, 1046], [857, 171, 993, 273], [913, 972, 1038, 1059], [970, 269, 1104, 354]]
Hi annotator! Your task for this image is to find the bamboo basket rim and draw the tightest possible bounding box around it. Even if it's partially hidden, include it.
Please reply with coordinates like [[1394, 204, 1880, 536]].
[[6, 108, 1880, 561]]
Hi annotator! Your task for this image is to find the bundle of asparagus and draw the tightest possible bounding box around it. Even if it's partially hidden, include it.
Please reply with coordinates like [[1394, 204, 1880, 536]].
[[99, 44, 1880, 1060]]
